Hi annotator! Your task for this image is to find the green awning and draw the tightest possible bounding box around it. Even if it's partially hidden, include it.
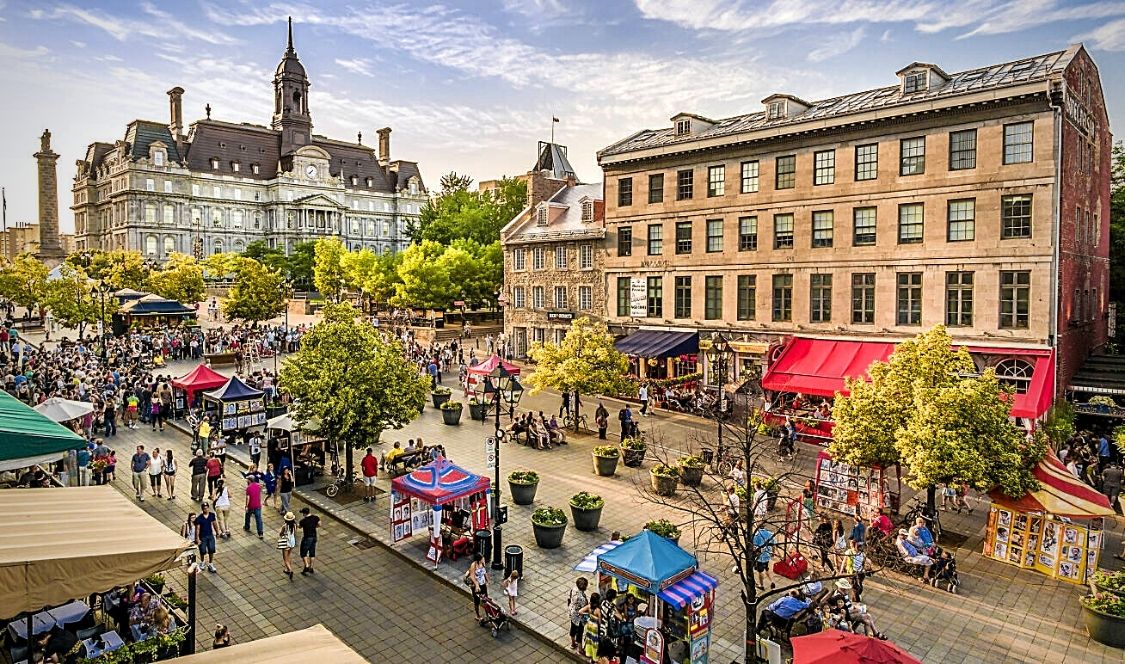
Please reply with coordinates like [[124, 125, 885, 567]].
[[0, 390, 86, 462]]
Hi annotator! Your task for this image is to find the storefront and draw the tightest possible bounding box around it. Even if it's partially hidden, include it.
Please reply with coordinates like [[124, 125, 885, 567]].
[[389, 456, 491, 564], [615, 329, 699, 380]]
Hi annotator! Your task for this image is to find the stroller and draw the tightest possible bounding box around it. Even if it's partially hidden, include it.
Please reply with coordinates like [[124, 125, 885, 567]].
[[929, 551, 960, 593], [477, 594, 511, 638]]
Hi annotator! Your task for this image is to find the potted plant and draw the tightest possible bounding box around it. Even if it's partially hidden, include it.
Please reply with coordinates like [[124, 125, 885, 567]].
[[468, 396, 488, 421], [592, 445, 620, 477], [1080, 592, 1125, 647], [651, 464, 680, 497], [645, 518, 681, 544], [508, 470, 540, 505], [431, 386, 452, 408], [144, 572, 166, 595], [440, 400, 463, 425], [621, 437, 647, 468], [678, 455, 705, 488], [531, 506, 568, 549], [1094, 570, 1125, 599], [570, 491, 605, 531], [1089, 395, 1116, 414]]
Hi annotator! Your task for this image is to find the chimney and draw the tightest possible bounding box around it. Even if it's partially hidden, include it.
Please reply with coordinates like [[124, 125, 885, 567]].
[[167, 87, 185, 138], [377, 127, 391, 166]]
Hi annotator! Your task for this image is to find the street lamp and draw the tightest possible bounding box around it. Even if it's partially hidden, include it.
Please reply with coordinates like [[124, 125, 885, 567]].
[[706, 333, 732, 462], [483, 365, 523, 570]]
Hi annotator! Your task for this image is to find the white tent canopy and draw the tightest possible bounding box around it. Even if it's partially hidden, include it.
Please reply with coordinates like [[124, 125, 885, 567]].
[[168, 625, 366, 663], [33, 397, 95, 423], [266, 412, 319, 433]]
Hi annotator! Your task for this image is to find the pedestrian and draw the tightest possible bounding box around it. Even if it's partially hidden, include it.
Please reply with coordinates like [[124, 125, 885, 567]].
[[466, 554, 490, 619], [150, 400, 163, 432], [560, 390, 571, 418], [278, 512, 297, 580], [844, 542, 867, 601], [578, 592, 602, 660], [263, 463, 278, 509], [249, 431, 262, 467], [812, 514, 834, 571], [299, 507, 320, 575], [163, 450, 177, 500], [595, 403, 609, 440], [195, 501, 218, 573], [279, 467, 294, 515], [361, 447, 379, 503], [76, 445, 91, 487], [189, 449, 208, 502], [753, 525, 776, 590], [567, 577, 589, 650], [502, 570, 520, 616], [618, 406, 633, 441], [1102, 461, 1123, 513], [638, 383, 649, 416], [147, 447, 163, 498], [212, 624, 230, 649], [723, 483, 740, 533], [206, 452, 222, 500], [243, 474, 264, 538], [848, 513, 867, 547], [130, 445, 150, 502], [213, 479, 232, 538], [180, 511, 197, 542]]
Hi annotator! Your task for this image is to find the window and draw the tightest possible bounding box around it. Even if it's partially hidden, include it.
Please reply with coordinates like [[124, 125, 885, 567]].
[[163, 237, 175, 255], [740, 161, 759, 193], [581, 198, 595, 221], [772, 274, 793, 322], [853, 207, 876, 246], [706, 219, 724, 252], [192, 184, 200, 197], [675, 221, 692, 254], [767, 101, 785, 120], [617, 227, 633, 256], [532, 286, 545, 309], [252, 164, 260, 175], [674, 276, 692, 318], [578, 286, 592, 311], [231, 162, 240, 172], [153, 151, 165, 167], [233, 188, 242, 201], [676, 119, 690, 135], [810, 274, 832, 323], [707, 165, 725, 197], [212, 186, 221, 198], [163, 205, 174, 225], [676, 169, 694, 200], [949, 129, 977, 170], [647, 276, 663, 317], [616, 278, 630, 316], [554, 286, 568, 309], [773, 214, 794, 249], [812, 211, 834, 248], [904, 70, 927, 93], [738, 216, 758, 251], [1003, 122, 1033, 164], [995, 358, 1035, 394], [210, 158, 219, 170], [618, 177, 633, 207], [900, 137, 925, 175], [814, 150, 835, 185], [898, 203, 924, 244], [579, 244, 593, 269], [704, 276, 723, 320], [145, 235, 157, 256], [145, 178, 155, 192], [211, 209, 222, 228], [737, 275, 756, 320], [648, 224, 663, 255], [855, 144, 878, 181], [947, 199, 975, 241], [647, 174, 664, 204], [1000, 271, 1030, 329], [232, 211, 243, 229], [1093, 287, 1100, 320], [532, 247, 546, 270], [513, 248, 526, 270], [851, 273, 875, 324], [212, 240, 223, 255], [896, 273, 923, 325], [775, 155, 796, 189], [144, 204, 156, 224], [536, 206, 548, 226], [946, 272, 974, 327], [1001, 195, 1032, 239], [164, 181, 172, 193], [556, 246, 568, 270], [512, 286, 525, 309]]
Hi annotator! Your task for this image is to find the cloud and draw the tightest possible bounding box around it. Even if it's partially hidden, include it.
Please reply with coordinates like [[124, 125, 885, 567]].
[[808, 27, 866, 62], [502, 0, 568, 18], [0, 42, 49, 59], [334, 57, 374, 77], [1077, 16, 1125, 50], [32, 2, 237, 45]]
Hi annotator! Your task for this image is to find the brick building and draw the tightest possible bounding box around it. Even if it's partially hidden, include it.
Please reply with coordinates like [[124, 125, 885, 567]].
[[501, 142, 604, 357], [596, 45, 1110, 417]]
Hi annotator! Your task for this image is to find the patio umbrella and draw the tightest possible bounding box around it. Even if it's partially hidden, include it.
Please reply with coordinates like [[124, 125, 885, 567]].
[[33, 397, 95, 423], [791, 631, 922, 664]]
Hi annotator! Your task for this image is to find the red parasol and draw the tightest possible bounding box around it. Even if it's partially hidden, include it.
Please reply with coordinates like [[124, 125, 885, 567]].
[[791, 631, 922, 664]]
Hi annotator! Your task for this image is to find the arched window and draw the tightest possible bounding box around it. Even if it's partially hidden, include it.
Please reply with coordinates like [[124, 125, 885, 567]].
[[163, 236, 176, 255], [213, 239, 223, 255], [233, 239, 245, 253], [145, 235, 157, 256], [994, 358, 1035, 394], [163, 205, 174, 225]]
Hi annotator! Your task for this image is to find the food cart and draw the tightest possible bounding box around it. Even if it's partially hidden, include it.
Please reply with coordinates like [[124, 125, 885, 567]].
[[201, 377, 266, 440], [813, 450, 902, 519], [984, 450, 1114, 584], [171, 364, 229, 413], [596, 530, 718, 664], [389, 456, 491, 564], [265, 412, 323, 486]]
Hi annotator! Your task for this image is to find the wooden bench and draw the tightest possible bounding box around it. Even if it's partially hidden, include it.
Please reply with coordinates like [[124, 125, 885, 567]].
[[204, 352, 237, 367], [382, 450, 428, 477]]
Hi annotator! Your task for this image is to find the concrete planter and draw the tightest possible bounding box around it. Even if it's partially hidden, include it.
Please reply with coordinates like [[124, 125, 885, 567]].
[[1082, 603, 1125, 648], [509, 481, 539, 505], [679, 464, 704, 488], [532, 522, 567, 549], [431, 391, 451, 408], [469, 402, 487, 421], [570, 505, 603, 532], [651, 472, 679, 497], [622, 447, 646, 468], [441, 406, 462, 425], [593, 453, 619, 477]]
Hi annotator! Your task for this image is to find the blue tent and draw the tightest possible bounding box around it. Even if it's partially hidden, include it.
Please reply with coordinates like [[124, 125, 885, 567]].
[[203, 376, 263, 401], [596, 529, 698, 594]]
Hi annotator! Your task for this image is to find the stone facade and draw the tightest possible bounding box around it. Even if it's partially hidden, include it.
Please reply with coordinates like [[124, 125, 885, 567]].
[[34, 130, 66, 262]]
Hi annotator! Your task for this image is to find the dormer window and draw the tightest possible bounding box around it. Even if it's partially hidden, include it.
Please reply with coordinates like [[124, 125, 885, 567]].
[[231, 161, 240, 172], [365, 177, 373, 187], [581, 199, 594, 222], [536, 205, 549, 226], [904, 71, 927, 93], [675, 119, 691, 136], [251, 163, 260, 175], [350, 175, 358, 186], [409, 179, 419, 195], [153, 151, 165, 167], [767, 101, 785, 120], [210, 158, 219, 170]]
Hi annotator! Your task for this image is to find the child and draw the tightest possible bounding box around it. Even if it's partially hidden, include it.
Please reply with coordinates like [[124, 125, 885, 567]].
[[502, 570, 520, 616]]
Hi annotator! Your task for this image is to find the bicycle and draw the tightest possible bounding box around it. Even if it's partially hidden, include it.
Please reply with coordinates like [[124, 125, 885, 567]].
[[325, 465, 364, 498], [562, 412, 589, 433], [901, 499, 943, 542]]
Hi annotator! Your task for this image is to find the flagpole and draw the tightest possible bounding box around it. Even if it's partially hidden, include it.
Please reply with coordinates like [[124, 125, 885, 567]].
[[550, 119, 554, 145]]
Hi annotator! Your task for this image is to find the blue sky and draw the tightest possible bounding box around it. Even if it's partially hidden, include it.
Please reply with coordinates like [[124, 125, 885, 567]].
[[1, 0, 1123, 232]]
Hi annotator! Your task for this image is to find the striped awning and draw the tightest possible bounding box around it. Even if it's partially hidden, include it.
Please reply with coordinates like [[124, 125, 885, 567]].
[[574, 541, 622, 572], [656, 570, 718, 609], [990, 450, 1114, 519]]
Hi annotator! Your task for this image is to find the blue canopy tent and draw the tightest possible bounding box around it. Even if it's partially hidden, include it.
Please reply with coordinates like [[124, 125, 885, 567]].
[[202, 376, 266, 436], [597, 530, 697, 594]]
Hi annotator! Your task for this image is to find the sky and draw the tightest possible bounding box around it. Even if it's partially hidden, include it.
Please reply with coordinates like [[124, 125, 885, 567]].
[[1, 0, 1123, 233]]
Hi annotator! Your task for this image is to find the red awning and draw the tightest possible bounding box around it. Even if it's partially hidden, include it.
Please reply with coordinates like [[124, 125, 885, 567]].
[[171, 364, 229, 396], [761, 338, 894, 398], [989, 450, 1113, 518], [968, 347, 1054, 420], [465, 355, 521, 377]]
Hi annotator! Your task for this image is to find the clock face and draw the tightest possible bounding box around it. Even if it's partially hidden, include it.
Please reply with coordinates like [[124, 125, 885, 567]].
[[305, 164, 318, 179]]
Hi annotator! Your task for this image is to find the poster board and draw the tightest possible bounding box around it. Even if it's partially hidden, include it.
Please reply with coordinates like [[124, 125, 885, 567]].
[[390, 490, 413, 543], [985, 505, 1101, 585], [814, 453, 886, 520]]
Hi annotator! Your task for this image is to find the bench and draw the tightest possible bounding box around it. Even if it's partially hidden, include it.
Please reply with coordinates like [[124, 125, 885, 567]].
[[382, 450, 428, 477], [205, 352, 237, 367]]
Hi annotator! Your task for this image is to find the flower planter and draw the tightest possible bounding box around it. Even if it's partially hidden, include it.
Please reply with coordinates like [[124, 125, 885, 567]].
[[651, 472, 679, 497], [469, 402, 487, 421], [622, 448, 646, 468], [679, 465, 704, 488], [1097, 584, 1125, 600], [431, 391, 451, 408], [441, 407, 462, 425], [532, 522, 567, 549], [593, 453, 619, 477], [509, 481, 539, 505], [570, 505, 603, 532], [1082, 603, 1125, 648]]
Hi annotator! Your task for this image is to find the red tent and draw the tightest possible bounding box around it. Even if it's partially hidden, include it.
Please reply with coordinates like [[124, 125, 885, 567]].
[[465, 355, 520, 392], [391, 456, 490, 505], [989, 449, 1114, 518], [171, 364, 229, 404], [791, 631, 922, 664]]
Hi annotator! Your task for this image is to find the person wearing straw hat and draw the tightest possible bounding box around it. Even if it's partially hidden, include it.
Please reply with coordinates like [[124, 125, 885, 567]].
[[278, 512, 297, 580]]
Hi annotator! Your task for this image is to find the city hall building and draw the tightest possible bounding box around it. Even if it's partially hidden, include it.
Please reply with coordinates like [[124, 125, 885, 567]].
[[595, 44, 1110, 417], [72, 20, 426, 259]]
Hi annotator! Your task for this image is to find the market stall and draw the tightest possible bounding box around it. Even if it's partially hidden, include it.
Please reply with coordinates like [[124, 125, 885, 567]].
[[170, 364, 229, 413], [984, 450, 1114, 585], [465, 355, 521, 394], [114, 294, 196, 334], [790, 630, 922, 664], [813, 450, 902, 519], [389, 456, 490, 564], [266, 412, 323, 486], [32, 397, 95, 424], [201, 377, 266, 440], [0, 390, 86, 473], [596, 530, 718, 664]]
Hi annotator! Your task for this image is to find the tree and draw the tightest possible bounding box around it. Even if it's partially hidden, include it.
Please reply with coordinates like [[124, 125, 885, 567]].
[[145, 253, 204, 303], [42, 264, 106, 337], [241, 240, 287, 274], [279, 303, 429, 490], [286, 241, 316, 288], [67, 249, 150, 291], [411, 174, 527, 246], [392, 240, 455, 315], [1109, 141, 1125, 341], [0, 254, 49, 313], [313, 238, 349, 302], [222, 258, 287, 326], [201, 252, 244, 280], [525, 317, 631, 430]]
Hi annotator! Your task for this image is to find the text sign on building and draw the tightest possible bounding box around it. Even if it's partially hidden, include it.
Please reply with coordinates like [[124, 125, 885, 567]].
[[546, 311, 574, 321], [1065, 91, 1095, 137], [630, 278, 647, 317]]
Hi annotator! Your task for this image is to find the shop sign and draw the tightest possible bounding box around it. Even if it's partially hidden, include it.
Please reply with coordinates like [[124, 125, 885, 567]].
[[630, 278, 647, 317], [690, 634, 710, 664], [546, 311, 574, 321], [1065, 90, 1095, 137], [689, 591, 712, 637], [640, 628, 664, 664], [453, 300, 465, 307]]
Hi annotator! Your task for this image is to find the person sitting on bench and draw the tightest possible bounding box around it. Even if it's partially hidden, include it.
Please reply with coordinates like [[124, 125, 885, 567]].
[[895, 529, 934, 580], [756, 591, 810, 636]]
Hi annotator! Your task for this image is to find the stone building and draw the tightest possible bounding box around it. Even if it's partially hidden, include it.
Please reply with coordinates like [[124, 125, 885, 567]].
[[597, 44, 1110, 415], [501, 143, 604, 357], [72, 19, 426, 260]]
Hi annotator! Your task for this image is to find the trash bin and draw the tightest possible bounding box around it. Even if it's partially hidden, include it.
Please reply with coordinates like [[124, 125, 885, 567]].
[[701, 448, 714, 465], [504, 544, 524, 579], [474, 530, 492, 562]]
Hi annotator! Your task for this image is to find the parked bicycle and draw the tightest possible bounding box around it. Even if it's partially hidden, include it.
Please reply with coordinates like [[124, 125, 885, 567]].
[[325, 464, 364, 498], [562, 412, 589, 433]]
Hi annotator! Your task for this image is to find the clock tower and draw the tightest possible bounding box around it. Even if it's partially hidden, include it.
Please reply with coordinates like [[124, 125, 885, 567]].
[[272, 17, 312, 172]]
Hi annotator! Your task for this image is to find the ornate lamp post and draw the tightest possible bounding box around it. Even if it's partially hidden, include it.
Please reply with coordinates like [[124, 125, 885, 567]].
[[706, 333, 732, 460], [483, 365, 523, 570]]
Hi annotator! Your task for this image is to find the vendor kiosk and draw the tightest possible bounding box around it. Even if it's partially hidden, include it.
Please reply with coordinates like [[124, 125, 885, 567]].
[[595, 530, 719, 664], [389, 456, 491, 564], [813, 450, 901, 519], [266, 412, 323, 486], [171, 364, 228, 413], [465, 355, 521, 394], [984, 450, 1113, 584], [201, 376, 267, 439]]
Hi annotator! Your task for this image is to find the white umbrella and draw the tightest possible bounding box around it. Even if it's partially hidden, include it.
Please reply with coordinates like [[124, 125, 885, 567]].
[[33, 397, 95, 423]]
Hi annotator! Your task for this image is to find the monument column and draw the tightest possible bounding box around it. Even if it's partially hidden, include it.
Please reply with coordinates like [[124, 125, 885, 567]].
[[34, 129, 66, 262]]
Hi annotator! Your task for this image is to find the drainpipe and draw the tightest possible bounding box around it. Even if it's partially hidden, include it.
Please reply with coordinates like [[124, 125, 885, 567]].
[[1048, 79, 1064, 401]]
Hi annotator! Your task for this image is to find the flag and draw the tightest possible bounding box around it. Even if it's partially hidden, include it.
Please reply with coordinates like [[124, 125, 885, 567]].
[[552, 116, 559, 123]]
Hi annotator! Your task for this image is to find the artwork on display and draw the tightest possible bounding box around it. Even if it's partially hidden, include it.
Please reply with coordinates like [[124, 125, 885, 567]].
[[248, 398, 264, 412], [814, 453, 887, 520], [390, 491, 412, 543], [988, 506, 1101, 585], [223, 403, 238, 416], [255, 412, 268, 425], [236, 415, 251, 429], [221, 417, 237, 431], [410, 498, 433, 533]]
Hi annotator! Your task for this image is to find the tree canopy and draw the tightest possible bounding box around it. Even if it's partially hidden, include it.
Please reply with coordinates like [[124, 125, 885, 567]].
[[65, 249, 150, 291], [222, 257, 287, 325], [42, 264, 106, 336], [410, 173, 526, 246], [313, 238, 349, 302], [145, 253, 204, 303], [1109, 142, 1125, 330], [525, 318, 632, 397], [0, 254, 49, 311]]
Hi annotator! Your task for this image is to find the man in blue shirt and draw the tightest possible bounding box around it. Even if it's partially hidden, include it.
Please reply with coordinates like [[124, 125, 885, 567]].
[[195, 502, 219, 573], [1099, 435, 1112, 467], [756, 591, 810, 634], [76, 446, 91, 486], [753, 526, 776, 590], [130, 445, 151, 501]]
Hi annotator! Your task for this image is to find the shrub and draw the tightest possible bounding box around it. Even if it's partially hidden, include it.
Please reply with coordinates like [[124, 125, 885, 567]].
[[621, 437, 647, 451], [468, 396, 482, 406], [440, 401, 463, 410], [570, 491, 605, 510], [651, 464, 679, 478], [593, 445, 620, 457], [1082, 592, 1125, 618], [1089, 395, 1116, 407], [678, 455, 705, 468], [508, 470, 539, 484], [1093, 570, 1125, 592], [532, 506, 568, 527], [432, 386, 452, 395], [645, 518, 680, 539], [143, 573, 165, 587]]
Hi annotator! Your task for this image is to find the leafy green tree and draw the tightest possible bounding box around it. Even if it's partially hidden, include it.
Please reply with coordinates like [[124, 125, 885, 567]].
[[145, 253, 204, 303], [42, 264, 106, 336], [0, 254, 49, 312], [525, 317, 632, 429], [280, 303, 429, 490], [412, 174, 526, 246], [1109, 142, 1125, 340], [313, 238, 349, 302], [286, 241, 316, 288], [392, 240, 455, 315], [222, 258, 287, 326], [68, 250, 150, 291], [201, 252, 244, 280], [1041, 400, 1076, 449], [241, 240, 287, 273]]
